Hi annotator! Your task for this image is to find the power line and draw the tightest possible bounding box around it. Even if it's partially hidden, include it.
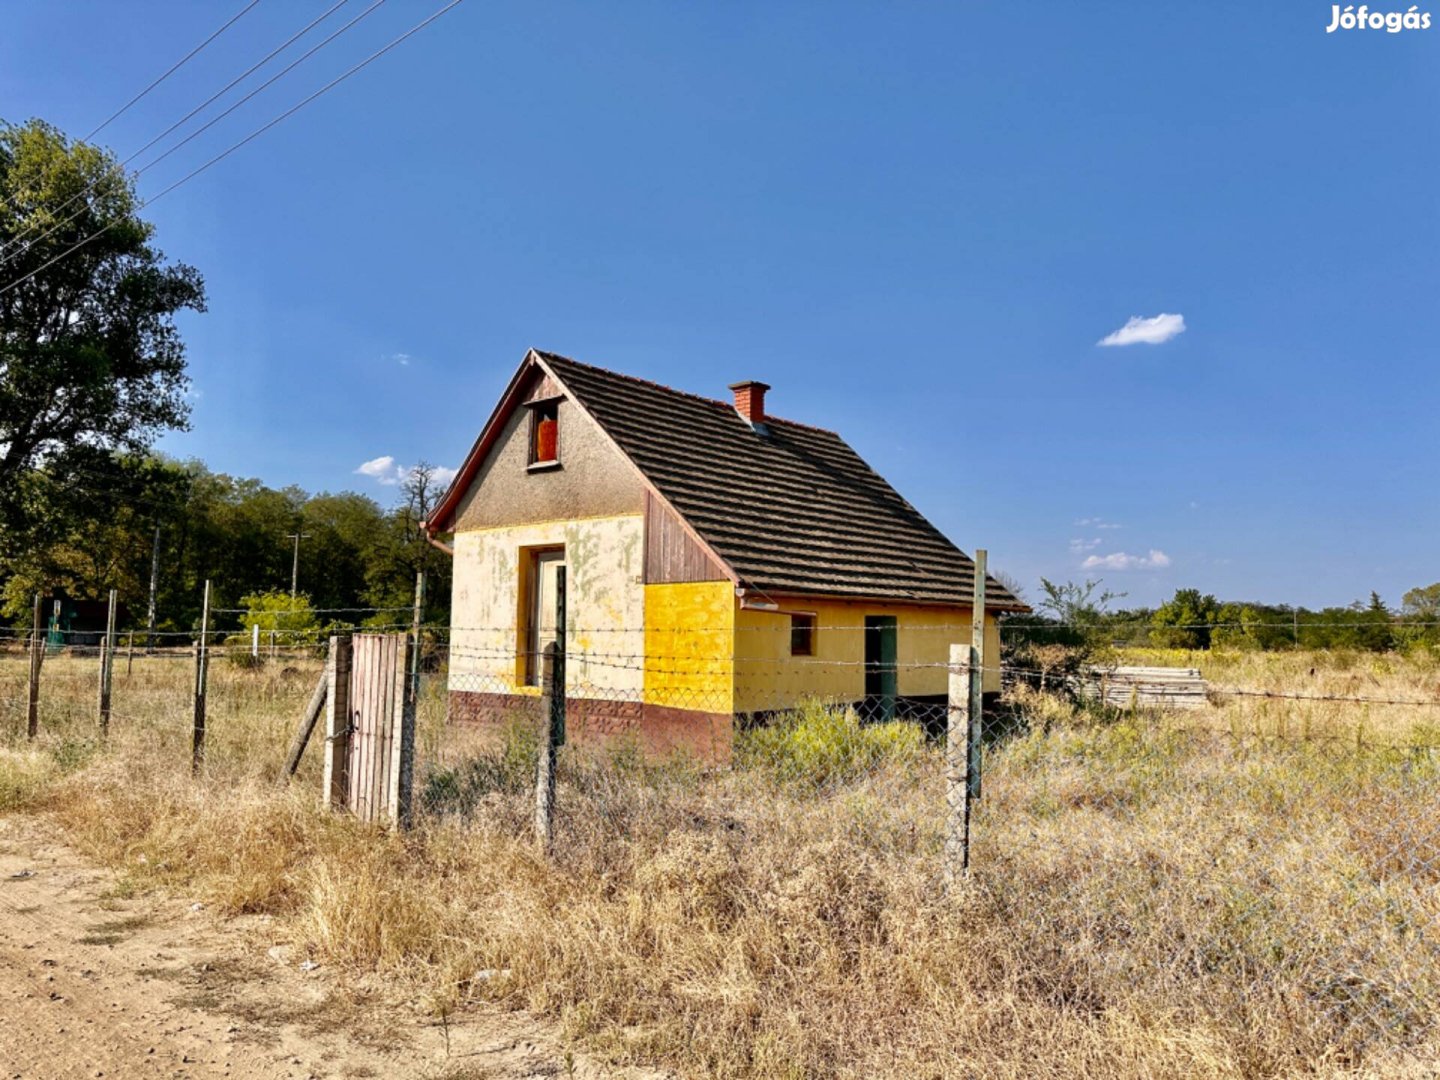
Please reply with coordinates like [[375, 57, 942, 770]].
[[2, 0, 383, 270], [85, 0, 264, 141], [1, 0, 353, 264], [0, 0, 465, 301]]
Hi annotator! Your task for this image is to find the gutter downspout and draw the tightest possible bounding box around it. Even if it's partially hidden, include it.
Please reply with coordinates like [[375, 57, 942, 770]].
[[419, 522, 454, 557]]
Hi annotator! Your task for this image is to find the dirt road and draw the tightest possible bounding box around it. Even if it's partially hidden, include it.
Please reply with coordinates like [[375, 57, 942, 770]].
[[0, 818, 660, 1080]]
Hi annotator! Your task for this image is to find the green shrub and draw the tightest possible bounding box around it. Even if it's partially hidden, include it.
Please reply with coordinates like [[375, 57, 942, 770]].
[[736, 699, 925, 786]]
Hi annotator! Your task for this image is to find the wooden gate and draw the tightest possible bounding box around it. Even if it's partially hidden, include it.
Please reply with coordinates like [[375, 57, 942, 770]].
[[322, 634, 415, 827]]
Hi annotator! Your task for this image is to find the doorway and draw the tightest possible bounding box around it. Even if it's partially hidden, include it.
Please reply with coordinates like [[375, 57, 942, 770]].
[[524, 547, 566, 686], [863, 616, 897, 722]]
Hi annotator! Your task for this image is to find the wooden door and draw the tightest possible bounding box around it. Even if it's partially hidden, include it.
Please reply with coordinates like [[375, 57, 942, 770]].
[[345, 634, 408, 825], [526, 548, 566, 685], [864, 616, 898, 722]]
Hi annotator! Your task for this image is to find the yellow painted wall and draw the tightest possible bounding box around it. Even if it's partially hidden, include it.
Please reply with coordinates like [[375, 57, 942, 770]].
[[732, 598, 1001, 714], [642, 582, 734, 713], [455, 518, 1000, 720], [449, 514, 645, 697]]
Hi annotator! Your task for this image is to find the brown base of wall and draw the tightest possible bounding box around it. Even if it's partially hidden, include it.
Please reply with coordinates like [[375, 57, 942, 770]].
[[448, 690, 734, 764]]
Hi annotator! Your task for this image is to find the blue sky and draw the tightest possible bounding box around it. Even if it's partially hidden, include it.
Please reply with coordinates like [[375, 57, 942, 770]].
[[3, 1, 1437, 608]]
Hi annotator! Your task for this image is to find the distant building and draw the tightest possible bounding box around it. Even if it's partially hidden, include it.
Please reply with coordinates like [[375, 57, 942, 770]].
[[424, 349, 1026, 759], [40, 595, 128, 649]]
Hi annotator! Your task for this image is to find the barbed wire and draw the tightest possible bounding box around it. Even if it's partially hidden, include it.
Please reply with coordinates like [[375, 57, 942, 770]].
[[8, 617, 1440, 641]]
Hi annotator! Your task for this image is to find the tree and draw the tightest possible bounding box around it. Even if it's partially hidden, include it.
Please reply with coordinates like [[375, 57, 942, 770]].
[[233, 589, 320, 646], [0, 119, 204, 546], [1003, 578, 1123, 651], [1354, 592, 1394, 652], [0, 453, 191, 618], [1401, 583, 1440, 622], [1399, 583, 1440, 649], [360, 460, 453, 622], [1035, 577, 1122, 627], [1150, 588, 1219, 649], [1211, 601, 1296, 651]]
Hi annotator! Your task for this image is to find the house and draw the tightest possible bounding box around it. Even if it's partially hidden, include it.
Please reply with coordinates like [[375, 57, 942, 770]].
[[40, 594, 129, 650], [422, 349, 1028, 760]]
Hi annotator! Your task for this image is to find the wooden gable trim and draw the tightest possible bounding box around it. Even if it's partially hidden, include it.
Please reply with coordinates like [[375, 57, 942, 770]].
[[522, 372, 564, 404], [643, 491, 729, 584]]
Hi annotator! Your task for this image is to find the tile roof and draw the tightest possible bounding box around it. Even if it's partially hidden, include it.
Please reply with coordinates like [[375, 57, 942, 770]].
[[535, 351, 1027, 611]]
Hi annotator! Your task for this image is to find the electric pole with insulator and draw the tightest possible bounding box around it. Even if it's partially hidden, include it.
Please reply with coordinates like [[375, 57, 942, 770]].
[[287, 532, 312, 598]]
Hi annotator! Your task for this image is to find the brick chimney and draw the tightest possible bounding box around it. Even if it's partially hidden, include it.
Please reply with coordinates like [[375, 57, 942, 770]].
[[729, 380, 771, 425]]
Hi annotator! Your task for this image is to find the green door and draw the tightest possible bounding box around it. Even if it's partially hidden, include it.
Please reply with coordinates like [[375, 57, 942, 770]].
[[864, 616, 898, 722]]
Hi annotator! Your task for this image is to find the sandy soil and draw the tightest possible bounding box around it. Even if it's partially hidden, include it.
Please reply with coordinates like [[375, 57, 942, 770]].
[[0, 817, 666, 1080]]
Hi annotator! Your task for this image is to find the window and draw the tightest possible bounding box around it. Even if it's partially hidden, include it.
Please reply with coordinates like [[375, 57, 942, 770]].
[[790, 613, 816, 656], [528, 400, 560, 466]]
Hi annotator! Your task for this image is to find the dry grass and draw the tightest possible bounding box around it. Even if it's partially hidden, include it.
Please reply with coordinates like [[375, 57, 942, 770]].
[[2, 646, 1439, 1078]]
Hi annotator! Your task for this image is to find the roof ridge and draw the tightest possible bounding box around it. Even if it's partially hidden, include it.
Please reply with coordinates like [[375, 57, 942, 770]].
[[534, 348, 838, 435]]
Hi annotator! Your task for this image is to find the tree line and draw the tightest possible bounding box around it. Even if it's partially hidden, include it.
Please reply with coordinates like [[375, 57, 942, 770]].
[[1, 120, 450, 639], [1007, 580, 1440, 653], [0, 454, 451, 636]]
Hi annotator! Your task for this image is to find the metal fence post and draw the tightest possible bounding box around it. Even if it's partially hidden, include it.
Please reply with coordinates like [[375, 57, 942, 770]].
[[98, 589, 117, 736], [534, 641, 562, 852], [192, 579, 210, 773], [26, 593, 42, 740]]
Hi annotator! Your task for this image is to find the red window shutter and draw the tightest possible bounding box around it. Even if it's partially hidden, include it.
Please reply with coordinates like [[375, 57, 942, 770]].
[[536, 416, 558, 461]]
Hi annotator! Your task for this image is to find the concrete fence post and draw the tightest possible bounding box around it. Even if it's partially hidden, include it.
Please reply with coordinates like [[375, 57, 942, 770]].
[[534, 641, 562, 852], [944, 549, 987, 884]]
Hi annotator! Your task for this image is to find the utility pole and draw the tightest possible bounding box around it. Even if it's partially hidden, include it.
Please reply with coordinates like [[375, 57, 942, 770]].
[[145, 523, 161, 653], [286, 532, 312, 598]]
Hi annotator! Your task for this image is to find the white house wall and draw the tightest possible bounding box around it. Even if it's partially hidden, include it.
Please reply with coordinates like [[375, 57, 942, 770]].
[[449, 515, 646, 697]]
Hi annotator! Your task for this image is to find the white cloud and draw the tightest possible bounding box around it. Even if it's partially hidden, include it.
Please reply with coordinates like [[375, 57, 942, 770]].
[[1069, 537, 1102, 553], [355, 456, 458, 489], [1074, 517, 1122, 530], [392, 352, 412, 366], [356, 455, 399, 483], [1097, 313, 1186, 347], [1081, 549, 1172, 571]]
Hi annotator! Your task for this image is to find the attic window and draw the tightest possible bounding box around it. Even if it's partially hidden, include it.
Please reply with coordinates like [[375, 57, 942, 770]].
[[528, 400, 559, 467], [790, 613, 816, 657]]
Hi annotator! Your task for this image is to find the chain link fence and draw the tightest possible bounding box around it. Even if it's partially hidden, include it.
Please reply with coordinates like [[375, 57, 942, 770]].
[[4, 622, 1439, 1069]]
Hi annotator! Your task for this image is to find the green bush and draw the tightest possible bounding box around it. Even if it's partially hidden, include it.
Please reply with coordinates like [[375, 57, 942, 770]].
[[736, 699, 925, 786]]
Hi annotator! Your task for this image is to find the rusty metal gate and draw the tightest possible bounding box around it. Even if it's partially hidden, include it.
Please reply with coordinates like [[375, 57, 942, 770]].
[[322, 634, 414, 827]]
